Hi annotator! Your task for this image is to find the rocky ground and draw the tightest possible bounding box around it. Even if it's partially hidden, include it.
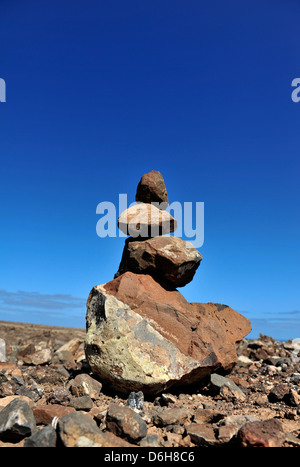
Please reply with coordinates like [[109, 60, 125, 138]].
[[0, 320, 299, 448]]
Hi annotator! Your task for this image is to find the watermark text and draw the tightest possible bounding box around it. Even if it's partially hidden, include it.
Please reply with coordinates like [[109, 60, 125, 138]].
[[0, 78, 6, 102], [96, 194, 204, 248]]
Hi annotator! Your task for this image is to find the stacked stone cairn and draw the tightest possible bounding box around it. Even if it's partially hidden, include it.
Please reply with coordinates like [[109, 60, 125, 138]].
[[85, 171, 251, 395], [116, 170, 202, 288]]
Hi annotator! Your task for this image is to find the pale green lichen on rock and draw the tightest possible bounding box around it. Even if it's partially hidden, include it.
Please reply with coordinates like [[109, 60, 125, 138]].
[[85, 287, 202, 393]]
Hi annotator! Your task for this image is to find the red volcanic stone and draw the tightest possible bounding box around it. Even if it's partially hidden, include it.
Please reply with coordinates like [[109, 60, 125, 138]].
[[33, 404, 76, 425], [85, 272, 251, 394], [135, 170, 169, 209], [238, 418, 285, 447]]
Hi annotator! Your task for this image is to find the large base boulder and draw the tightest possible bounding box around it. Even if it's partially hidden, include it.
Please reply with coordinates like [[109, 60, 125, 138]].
[[85, 272, 251, 395]]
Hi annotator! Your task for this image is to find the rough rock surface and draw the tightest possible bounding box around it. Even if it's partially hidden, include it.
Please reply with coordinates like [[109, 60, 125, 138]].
[[135, 170, 169, 209], [118, 203, 177, 237], [0, 322, 299, 448], [106, 403, 147, 443], [85, 272, 251, 394], [69, 373, 102, 399], [237, 418, 286, 447], [0, 398, 36, 442], [115, 236, 202, 288], [152, 407, 190, 427], [24, 424, 57, 447]]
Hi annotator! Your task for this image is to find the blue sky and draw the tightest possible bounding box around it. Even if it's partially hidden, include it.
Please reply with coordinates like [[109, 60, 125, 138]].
[[0, 0, 299, 340]]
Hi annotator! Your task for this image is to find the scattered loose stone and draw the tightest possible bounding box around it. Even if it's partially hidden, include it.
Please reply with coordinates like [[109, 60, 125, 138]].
[[0, 395, 35, 409], [15, 384, 42, 402], [217, 414, 260, 443], [57, 412, 101, 447], [18, 343, 35, 359], [33, 404, 76, 425], [193, 408, 225, 424], [106, 403, 147, 443], [69, 395, 94, 411], [140, 434, 161, 447], [237, 418, 286, 447], [125, 391, 144, 413], [69, 373, 102, 399], [268, 384, 290, 403], [0, 398, 37, 442], [47, 387, 71, 406], [0, 323, 299, 448], [55, 337, 84, 355], [186, 423, 219, 447], [24, 424, 57, 447], [209, 373, 246, 401], [160, 393, 177, 405], [152, 408, 190, 427], [287, 388, 300, 407], [220, 414, 259, 428], [23, 348, 52, 366]]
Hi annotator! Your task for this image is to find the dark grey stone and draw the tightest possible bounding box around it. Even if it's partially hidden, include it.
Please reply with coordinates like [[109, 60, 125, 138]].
[[24, 424, 57, 447], [209, 373, 245, 398], [69, 395, 93, 410], [0, 398, 37, 442]]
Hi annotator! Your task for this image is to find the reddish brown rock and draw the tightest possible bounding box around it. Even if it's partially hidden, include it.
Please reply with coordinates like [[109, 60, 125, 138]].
[[193, 408, 225, 424], [135, 170, 169, 209], [0, 395, 35, 409], [152, 408, 190, 427], [0, 363, 18, 372], [106, 403, 147, 443], [237, 418, 285, 447], [85, 272, 251, 394], [69, 373, 102, 399], [57, 412, 104, 447], [33, 404, 76, 425], [186, 423, 219, 447], [115, 236, 202, 288], [268, 384, 290, 403], [18, 343, 35, 358], [105, 273, 251, 371], [287, 388, 300, 407]]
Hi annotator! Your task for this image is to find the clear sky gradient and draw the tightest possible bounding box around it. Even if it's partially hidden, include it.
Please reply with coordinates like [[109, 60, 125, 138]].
[[0, 0, 300, 340]]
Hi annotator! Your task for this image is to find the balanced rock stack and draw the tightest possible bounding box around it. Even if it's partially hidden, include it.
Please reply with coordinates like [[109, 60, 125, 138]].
[[115, 170, 202, 288], [85, 171, 251, 395]]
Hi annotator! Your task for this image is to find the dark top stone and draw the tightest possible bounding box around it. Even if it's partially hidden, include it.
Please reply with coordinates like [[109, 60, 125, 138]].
[[135, 170, 169, 209]]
